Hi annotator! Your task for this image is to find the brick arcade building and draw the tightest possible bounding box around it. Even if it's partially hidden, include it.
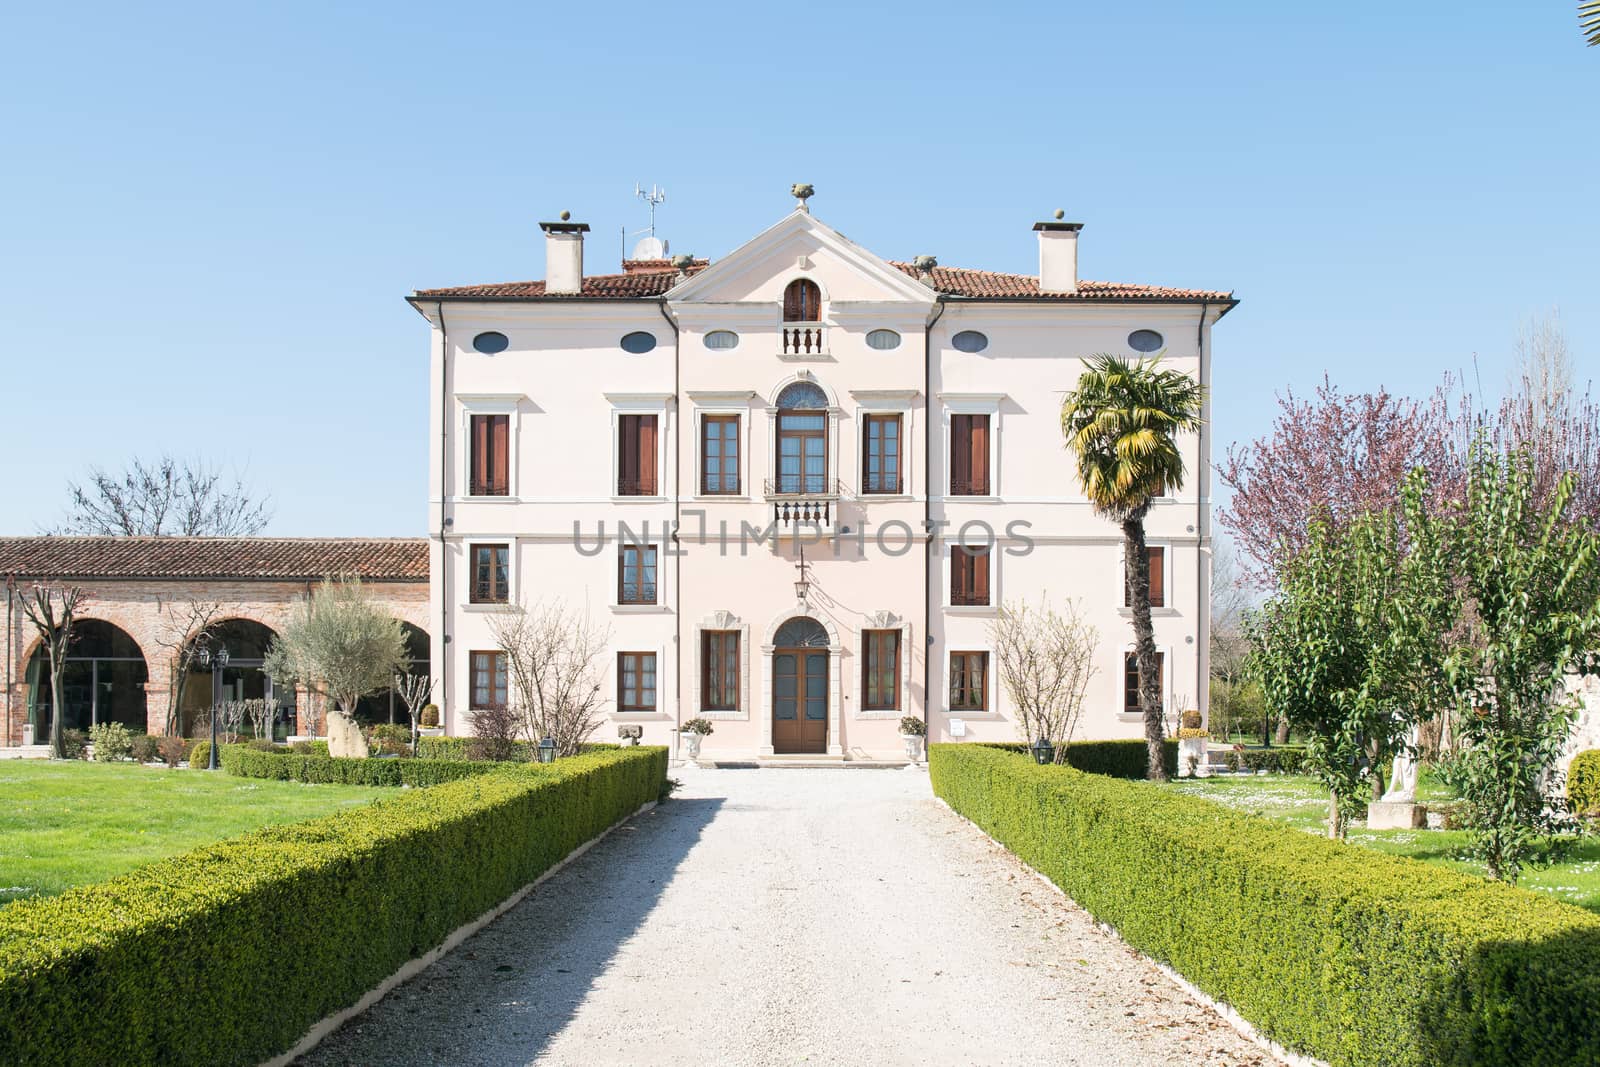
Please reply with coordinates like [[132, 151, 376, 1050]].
[[0, 538, 429, 746]]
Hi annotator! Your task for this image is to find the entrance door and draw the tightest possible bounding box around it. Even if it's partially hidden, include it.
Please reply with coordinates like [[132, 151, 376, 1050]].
[[772, 649, 828, 754]]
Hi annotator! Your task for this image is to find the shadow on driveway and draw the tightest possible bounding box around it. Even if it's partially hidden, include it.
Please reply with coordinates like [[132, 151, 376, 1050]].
[[297, 795, 723, 1066]]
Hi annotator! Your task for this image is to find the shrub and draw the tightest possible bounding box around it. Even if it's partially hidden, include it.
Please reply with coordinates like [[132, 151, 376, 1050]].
[[930, 744, 1600, 1067], [415, 736, 535, 761], [58, 729, 88, 760], [419, 703, 439, 728], [130, 734, 160, 764], [290, 740, 330, 757], [899, 716, 926, 736], [219, 744, 497, 787], [366, 723, 412, 757], [0, 746, 667, 1066], [466, 706, 518, 762], [1568, 749, 1600, 816], [157, 735, 186, 768], [187, 740, 212, 769], [1239, 746, 1307, 774], [88, 723, 135, 762]]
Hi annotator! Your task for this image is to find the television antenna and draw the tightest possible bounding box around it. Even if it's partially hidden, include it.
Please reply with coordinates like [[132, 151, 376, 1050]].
[[622, 183, 669, 262]]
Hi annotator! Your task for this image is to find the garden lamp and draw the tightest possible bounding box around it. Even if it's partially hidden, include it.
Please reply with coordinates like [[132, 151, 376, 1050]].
[[1030, 735, 1054, 766], [197, 645, 229, 770], [537, 735, 557, 764]]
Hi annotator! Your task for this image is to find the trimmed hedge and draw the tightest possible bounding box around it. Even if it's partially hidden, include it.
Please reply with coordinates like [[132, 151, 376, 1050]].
[[980, 738, 1178, 779], [1568, 749, 1600, 816], [414, 737, 620, 761], [930, 743, 1600, 1067], [220, 744, 498, 787], [0, 746, 667, 1066]]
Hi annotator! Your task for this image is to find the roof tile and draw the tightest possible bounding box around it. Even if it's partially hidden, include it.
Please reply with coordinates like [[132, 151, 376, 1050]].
[[0, 538, 429, 582]]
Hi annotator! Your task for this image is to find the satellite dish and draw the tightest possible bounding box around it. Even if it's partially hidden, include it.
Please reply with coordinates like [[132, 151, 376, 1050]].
[[631, 236, 666, 260]]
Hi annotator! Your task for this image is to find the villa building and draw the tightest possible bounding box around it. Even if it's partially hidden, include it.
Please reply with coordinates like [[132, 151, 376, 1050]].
[[411, 192, 1235, 760]]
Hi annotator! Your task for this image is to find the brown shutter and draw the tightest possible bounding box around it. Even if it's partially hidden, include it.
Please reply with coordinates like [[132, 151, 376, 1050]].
[[974, 550, 990, 604], [951, 415, 971, 493], [490, 415, 509, 494], [470, 416, 486, 493], [970, 416, 989, 494], [783, 280, 802, 321], [1148, 548, 1165, 608], [619, 417, 638, 493], [638, 415, 657, 495]]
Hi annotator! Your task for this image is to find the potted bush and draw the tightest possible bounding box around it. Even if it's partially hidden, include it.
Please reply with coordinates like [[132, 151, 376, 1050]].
[[1176, 708, 1209, 778], [681, 717, 713, 760], [418, 703, 444, 736], [899, 715, 926, 762]]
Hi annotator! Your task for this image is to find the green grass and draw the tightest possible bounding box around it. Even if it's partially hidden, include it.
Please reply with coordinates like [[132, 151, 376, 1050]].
[[0, 760, 390, 904], [1170, 773, 1600, 913]]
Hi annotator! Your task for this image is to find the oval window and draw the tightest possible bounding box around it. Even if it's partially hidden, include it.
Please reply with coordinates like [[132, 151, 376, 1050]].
[[704, 330, 739, 350], [620, 331, 657, 354], [472, 331, 509, 355], [865, 329, 901, 351], [952, 330, 989, 353], [1128, 329, 1164, 353]]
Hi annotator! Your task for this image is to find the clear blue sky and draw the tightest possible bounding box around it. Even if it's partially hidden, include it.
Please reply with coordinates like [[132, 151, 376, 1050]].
[[2, 1, 1594, 536]]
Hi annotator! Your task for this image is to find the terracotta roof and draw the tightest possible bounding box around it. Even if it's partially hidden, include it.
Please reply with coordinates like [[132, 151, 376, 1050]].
[[0, 538, 429, 582], [413, 260, 1231, 305]]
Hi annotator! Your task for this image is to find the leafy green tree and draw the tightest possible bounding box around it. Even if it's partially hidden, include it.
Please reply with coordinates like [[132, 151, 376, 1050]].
[[1440, 449, 1600, 881], [1248, 473, 1453, 837], [264, 577, 408, 738], [1061, 355, 1204, 780]]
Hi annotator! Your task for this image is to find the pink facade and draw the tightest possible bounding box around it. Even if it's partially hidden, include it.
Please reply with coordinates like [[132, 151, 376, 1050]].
[[414, 198, 1234, 760]]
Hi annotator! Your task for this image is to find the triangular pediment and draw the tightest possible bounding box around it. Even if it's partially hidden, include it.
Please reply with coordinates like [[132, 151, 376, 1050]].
[[666, 209, 936, 308]]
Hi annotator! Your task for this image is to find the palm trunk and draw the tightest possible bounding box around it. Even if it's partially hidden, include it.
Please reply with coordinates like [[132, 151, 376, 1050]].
[[1123, 515, 1166, 781]]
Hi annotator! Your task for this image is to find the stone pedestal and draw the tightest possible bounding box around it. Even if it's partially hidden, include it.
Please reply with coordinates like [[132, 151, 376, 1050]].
[[1367, 800, 1426, 830], [1178, 736, 1209, 778]]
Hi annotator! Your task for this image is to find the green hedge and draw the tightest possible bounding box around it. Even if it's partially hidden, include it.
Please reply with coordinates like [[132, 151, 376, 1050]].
[[414, 737, 620, 761], [0, 746, 667, 1066], [980, 738, 1178, 779], [929, 743, 1600, 1067], [1569, 749, 1600, 816], [219, 744, 498, 787]]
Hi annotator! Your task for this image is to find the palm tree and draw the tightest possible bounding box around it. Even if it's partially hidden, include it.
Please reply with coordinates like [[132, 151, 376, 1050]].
[[1583, 1, 1600, 47], [1061, 355, 1205, 781]]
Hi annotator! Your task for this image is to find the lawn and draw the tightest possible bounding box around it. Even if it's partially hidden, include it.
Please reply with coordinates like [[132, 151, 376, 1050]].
[[0, 760, 391, 904], [1169, 773, 1600, 914]]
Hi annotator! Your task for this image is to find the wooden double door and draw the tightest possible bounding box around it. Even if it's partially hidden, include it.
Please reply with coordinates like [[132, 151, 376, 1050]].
[[772, 648, 828, 753]]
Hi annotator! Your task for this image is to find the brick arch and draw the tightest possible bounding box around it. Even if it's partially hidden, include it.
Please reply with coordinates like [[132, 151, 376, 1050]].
[[14, 615, 153, 741]]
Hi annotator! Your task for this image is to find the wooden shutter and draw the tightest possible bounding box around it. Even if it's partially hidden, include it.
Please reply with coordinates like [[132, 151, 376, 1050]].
[[490, 415, 509, 494], [974, 550, 990, 604], [969, 415, 989, 494], [619, 417, 638, 494], [1148, 547, 1165, 607], [471, 415, 489, 494], [951, 415, 971, 493], [638, 415, 656, 495], [951, 549, 968, 603]]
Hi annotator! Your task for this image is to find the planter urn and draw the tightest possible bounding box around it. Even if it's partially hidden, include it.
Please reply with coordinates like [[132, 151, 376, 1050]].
[[683, 733, 704, 760], [900, 733, 924, 763]]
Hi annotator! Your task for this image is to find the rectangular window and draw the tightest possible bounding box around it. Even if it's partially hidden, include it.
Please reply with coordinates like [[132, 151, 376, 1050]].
[[469, 413, 510, 496], [702, 631, 740, 711], [617, 414, 658, 496], [776, 412, 828, 495], [618, 652, 657, 712], [862, 414, 902, 494], [1124, 651, 1166, 714], [949, 413, 990, 496], [949, 651, 988, 711], [862, 629, 900, 710], [700, 415, 741, 495], [469, 543, 510, 604], [1125, 546, 1165, 608], [469, 650, 508, 709], [950, 546, 991, 606], [617, 544, 658, 605]]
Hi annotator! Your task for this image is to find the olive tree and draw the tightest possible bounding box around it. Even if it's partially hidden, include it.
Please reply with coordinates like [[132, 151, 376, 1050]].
[[990, 596, 1099, 758], [263, 577, 407, 750]]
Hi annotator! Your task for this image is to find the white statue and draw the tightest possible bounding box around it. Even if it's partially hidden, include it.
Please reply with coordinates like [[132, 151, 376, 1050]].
[[1382, 725, 1421, 803]]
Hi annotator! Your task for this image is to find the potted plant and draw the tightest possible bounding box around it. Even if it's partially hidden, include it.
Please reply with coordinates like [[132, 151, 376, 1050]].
[[418, 703, 444, 737], [1176, 708, 1209, 778], [680, 717, 713, 760], [899, 715, 926, 762]]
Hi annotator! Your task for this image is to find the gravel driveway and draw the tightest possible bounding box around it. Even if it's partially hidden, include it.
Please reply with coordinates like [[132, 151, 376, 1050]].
[[298, 767, 1278, 1067]]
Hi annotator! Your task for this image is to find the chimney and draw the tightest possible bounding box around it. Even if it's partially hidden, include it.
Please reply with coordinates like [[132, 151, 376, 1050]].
[[539, 211, 589, 295], [1033, 210, 1083, 295]]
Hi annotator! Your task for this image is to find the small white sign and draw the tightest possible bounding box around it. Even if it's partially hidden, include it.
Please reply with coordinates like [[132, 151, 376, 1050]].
[[949, 718, 966, 737]]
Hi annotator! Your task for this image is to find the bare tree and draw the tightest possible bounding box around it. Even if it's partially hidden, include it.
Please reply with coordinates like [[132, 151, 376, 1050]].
[[148, 598, 230, 736], [394, 672, 435, 756], [990, 596, 1100, 758], [488, 600, 612, 757], [210, 700, 247, 745], [18, 584, 88, 758], [52, 454, 272, 536], [263, 578, 408, 753]]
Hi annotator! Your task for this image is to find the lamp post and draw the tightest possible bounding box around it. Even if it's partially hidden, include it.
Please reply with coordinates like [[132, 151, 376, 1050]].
[[1030, 735, 1054, 766], [537, 735, 557, 764], [197, 644, 229, 770]]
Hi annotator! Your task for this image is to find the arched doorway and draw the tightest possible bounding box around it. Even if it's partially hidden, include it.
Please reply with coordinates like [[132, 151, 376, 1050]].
[[353, 623, 431, 726], [25, 620, 149, 738], [772, 616, 829, 754], [179, 619, 293, 741]]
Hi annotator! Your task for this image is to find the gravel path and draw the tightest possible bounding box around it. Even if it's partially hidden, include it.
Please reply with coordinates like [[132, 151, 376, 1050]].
[[298, 767, 1278, 1067]]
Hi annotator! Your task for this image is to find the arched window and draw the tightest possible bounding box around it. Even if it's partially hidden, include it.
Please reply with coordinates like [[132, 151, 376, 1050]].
[[774, 381, 830, 494], [25, 619, 148, 736], [773, 616, 830, 648], [783, 279, 822, 322]]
